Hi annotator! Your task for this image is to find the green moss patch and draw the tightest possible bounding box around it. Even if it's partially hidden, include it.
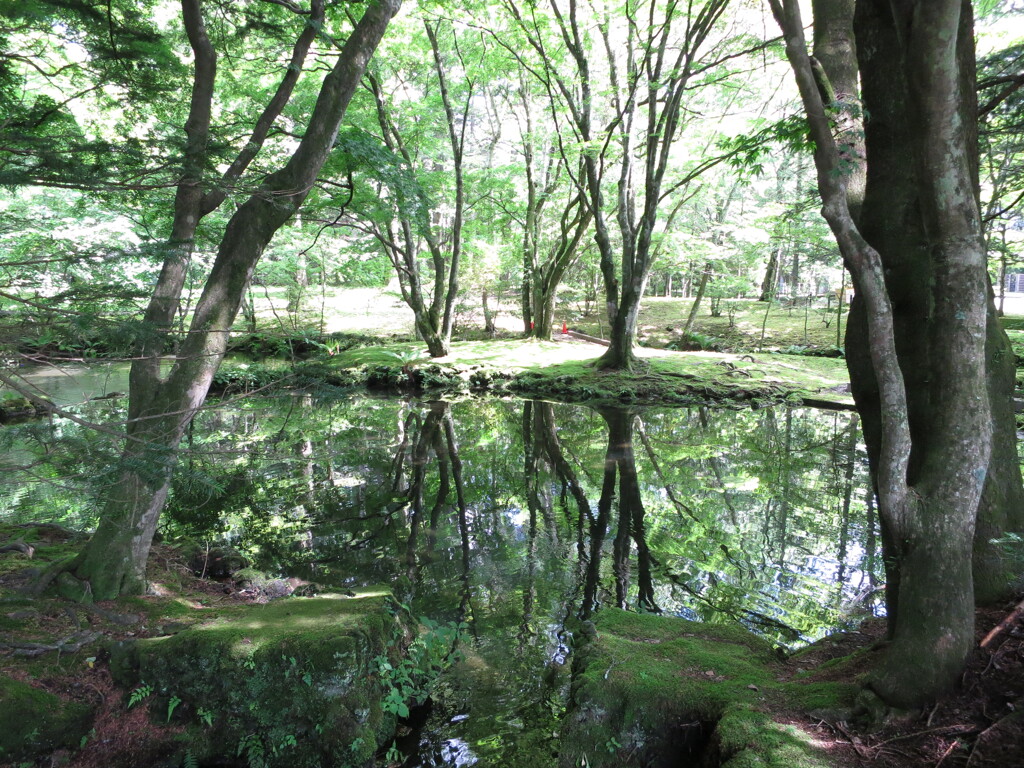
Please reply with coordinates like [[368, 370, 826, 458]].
[[108, 590, 442, 768], [328, 339, 852, 408], [0, 675, 93, 761], [561, 610, 857, 768]]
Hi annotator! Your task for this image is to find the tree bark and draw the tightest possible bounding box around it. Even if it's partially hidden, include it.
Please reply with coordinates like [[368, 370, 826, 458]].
[[760, 246, 780, 302], [846, 0, 1024, 608], [771, 0, 991, 707], [683, 261, 713, 336]]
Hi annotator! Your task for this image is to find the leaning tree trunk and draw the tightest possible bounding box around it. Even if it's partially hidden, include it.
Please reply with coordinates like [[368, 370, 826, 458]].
[[772, 0, 991, 708], [69, 0, 401, 600]]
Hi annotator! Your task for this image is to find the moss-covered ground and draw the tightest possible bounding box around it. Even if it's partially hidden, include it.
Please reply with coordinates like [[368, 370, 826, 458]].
[[0, 525, 449, 768], [109, 590, 421, 768], [572, 296, 851, 352], [321, 338, 854, 409], [561, 609, 866, 768]]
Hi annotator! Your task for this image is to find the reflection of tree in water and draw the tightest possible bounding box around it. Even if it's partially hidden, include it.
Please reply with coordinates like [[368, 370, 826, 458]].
[[599, 407, 659, 616], [520, 401, 595, 646], [147, 396, 880, 646], [520, 402, 660, 620], [390, 401, 475, 627]]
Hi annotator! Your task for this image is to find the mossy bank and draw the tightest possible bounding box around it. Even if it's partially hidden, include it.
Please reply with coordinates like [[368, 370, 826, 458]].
[[108, 590, 449, 768], [562, 610, 862, 768], [206, 339, 854, 410]]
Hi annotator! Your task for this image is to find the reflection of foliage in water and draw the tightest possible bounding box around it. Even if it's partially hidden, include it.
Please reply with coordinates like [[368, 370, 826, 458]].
[[1, 391, 878, 763], [0, 399, 125, 530], [1, 393, 878, 641]]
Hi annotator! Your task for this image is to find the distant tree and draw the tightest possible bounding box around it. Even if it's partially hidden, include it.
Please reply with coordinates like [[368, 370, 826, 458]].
[[505, 0, 765, 369]]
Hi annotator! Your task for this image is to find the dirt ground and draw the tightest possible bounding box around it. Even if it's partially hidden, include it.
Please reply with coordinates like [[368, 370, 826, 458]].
[[791, 601, 1024, 768]]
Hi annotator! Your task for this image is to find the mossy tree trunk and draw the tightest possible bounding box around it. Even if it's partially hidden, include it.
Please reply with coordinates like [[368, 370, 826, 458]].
[[811, 0, 1022, 609], [846, 0, 1024, 607], [70, 0, 401, 600], [772, 0, 993, 707]]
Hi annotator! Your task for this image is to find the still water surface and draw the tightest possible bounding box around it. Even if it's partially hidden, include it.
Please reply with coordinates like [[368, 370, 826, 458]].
[[1, 368, 880, 766]]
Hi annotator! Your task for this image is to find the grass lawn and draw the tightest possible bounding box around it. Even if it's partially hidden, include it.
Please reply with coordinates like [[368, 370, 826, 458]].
[[571, 296, 849, 350]]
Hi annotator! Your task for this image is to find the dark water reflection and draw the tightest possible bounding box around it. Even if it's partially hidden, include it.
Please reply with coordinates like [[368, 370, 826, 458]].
[[0, 392, 880, 767]]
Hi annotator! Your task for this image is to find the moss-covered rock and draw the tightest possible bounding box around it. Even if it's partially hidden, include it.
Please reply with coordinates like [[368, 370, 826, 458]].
[[0, 675, 93, 761], [108, 589, 439, 768], [561, 610, 856, 768]]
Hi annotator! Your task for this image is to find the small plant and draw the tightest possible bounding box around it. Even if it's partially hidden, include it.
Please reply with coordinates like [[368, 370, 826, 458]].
[[275, 733, 298, 753], [605, 736, 622, 753], [127, 683, 153, 709], [385, 742, 403, 764], [197, 706, 215, 727], [166, 695, 182, 723], [373, 616, 463, 721], [237, 732, 267, 768]]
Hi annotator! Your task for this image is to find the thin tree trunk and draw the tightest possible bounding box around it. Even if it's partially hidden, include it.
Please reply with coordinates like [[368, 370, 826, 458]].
[[683, 262, 712, 336]]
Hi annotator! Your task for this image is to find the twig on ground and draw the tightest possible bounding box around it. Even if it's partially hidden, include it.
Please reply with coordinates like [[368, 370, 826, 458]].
[[867, 725, 977, 759], [935, 739, 959, 768], [830, 720, 871, 760], [979, 596, 1024, 649]]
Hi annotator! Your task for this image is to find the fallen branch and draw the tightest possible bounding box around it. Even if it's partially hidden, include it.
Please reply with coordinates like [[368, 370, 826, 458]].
[[979, 595, 1024, 649], [935, 739, 959, 768], [0, 539, 34, 557], [0, 629, 102, 657], [14, 522, 83, 539]]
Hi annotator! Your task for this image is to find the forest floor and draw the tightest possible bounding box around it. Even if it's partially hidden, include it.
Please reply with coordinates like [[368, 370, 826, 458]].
[[241, 286, 852, 351], [319, 335, 856, 409], [797, 600, 1024, 768]]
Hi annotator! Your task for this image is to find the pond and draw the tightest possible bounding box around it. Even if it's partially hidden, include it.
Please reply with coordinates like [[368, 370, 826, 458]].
[[0, 376, 880, 767]]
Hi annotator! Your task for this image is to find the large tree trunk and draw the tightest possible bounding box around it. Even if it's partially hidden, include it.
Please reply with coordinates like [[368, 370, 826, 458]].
[[846, 0, 1024, 608], [597, 280, 644, 370], [69, 0, 401, 600], [772, 0, 992, 707]]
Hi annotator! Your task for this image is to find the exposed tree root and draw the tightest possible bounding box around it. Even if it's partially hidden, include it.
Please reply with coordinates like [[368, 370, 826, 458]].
[[24, 553, 83, 598]]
